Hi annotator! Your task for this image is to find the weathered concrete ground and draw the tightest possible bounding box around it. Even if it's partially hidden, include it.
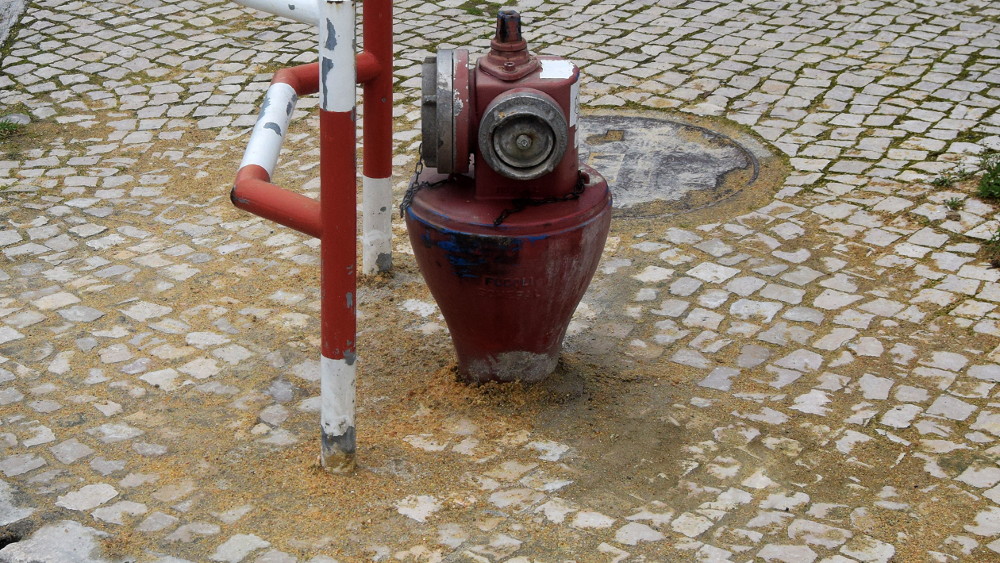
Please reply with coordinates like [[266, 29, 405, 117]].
[[2, 0, 1000, 561]]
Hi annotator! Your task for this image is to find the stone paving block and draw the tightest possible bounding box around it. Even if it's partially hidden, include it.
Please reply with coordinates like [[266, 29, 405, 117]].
[[50, 438, 95, 464], [0, 478, 34, 526], [209, 534, 271, 562], [1, 0, 1000, 559], [55, 483, 118, 511], [0, 520, 109, 562], [0, 454, 46, 477]]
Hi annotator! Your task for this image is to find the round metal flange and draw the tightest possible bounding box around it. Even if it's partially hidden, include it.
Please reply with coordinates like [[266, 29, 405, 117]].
[[420, 49, 471, 173], [451, 49, 471, 174], [478, 90, 568, 181], [434, 49, 456, 172], [420, 56, 439, 168]]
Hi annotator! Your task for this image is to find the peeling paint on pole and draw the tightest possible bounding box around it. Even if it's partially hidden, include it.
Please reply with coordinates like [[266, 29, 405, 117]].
[[362, 176, 392, 273], [239, 82, 298, 176], [318, 0, 358, 473], [232, 0, 393, 474], [232, 0, 317, 24], [319, 3, 355, 113], [320, 356, 356, 472]]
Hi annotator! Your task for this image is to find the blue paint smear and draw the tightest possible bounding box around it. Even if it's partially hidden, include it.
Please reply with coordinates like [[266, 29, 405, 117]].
[[409, 208, 529, 279], [447, 255, 482, 267], [256, 95, 271, 120], [325, 19, 337, 51], [437, 240, 462, 253], [263, 122, 282, 136], [321, 57, 334, 105]]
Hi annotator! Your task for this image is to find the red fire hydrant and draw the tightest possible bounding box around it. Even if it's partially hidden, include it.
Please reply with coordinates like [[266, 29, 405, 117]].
[[403, 9, 612, 384]]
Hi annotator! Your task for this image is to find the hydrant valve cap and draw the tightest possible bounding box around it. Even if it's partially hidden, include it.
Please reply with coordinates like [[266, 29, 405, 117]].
[[478, 90, 568, 181]]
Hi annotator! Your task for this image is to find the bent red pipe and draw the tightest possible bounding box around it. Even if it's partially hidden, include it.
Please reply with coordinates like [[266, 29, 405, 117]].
[[232, 165, 323, 239]]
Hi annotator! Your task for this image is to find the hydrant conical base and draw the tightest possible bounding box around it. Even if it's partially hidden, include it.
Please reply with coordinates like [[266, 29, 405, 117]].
[[404, 166, 612, 384]]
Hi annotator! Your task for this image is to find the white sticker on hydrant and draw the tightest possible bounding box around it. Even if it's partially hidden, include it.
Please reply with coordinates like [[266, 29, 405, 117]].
[[570, 79, 579, 129], [540, 59, 575, 79]]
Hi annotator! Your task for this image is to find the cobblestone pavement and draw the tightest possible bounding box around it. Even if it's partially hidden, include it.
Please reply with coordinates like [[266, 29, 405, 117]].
[[2, 0, 1000, 561]]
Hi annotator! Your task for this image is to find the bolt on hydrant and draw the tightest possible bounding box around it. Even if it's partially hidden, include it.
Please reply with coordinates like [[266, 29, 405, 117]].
[[403, 9, 612, 383]]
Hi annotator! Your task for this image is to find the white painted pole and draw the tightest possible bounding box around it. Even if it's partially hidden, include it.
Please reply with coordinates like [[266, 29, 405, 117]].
[[231, 0, 317, 24], [319, 0, 356, 115], [239, 82, 298, 176], [362, 175, 393, 273], [320, 355, 356, 469]]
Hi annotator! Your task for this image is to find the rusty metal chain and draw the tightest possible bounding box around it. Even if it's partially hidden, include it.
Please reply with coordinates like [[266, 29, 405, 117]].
[[399, 145, 450, 218], [492, 171, 587, 227]]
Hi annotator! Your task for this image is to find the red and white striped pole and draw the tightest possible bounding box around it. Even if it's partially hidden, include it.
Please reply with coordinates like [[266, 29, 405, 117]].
[[361, 0, 393, 274], [318, 0, 358, 473], [231, 0, 394, 473]]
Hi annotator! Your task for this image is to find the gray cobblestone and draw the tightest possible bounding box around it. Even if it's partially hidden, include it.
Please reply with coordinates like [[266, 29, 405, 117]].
[[2, 0, 1000, 559]]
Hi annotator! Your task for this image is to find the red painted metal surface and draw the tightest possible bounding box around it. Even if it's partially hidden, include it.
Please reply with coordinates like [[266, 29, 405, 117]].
[[431, 11, 580, 200], [233, 0, 396, 361], [320, 108, 358, 362], [232, 165, 323, 238], [231, 0, 395, 471], [361, 0, 392, 179], [405, 166, 612, 383], [405, 9, 609, 383], [274, 62, 319, 93], [231, 63, 322, 238], [356, 51, 381, 84]]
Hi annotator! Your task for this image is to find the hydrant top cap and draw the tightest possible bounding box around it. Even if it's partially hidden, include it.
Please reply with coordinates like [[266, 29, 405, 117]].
[[495, 8, 524, 44], [482, 8, 539, 80]]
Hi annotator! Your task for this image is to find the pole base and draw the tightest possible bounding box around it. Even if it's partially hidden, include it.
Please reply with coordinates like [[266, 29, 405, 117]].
[[321, 428, 356, 474]]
